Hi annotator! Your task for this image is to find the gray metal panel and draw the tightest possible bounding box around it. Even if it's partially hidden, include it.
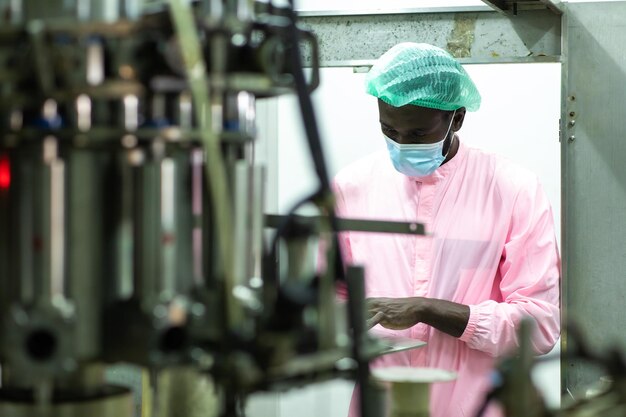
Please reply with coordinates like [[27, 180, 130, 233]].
[[562, 1, 626, 394], [300, 10, 561, 66]]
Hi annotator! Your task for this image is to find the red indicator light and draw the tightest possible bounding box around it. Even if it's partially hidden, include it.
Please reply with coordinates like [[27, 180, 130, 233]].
[[0, 154, 10, 190]]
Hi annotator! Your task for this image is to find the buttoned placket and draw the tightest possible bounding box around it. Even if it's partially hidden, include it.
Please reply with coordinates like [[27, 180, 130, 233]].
[[410, 176, 440, 365]]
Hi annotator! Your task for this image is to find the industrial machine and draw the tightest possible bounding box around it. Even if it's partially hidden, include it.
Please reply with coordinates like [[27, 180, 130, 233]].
[[0, 1, 390, 415], [475, 321, 626, 417], [2, 1, 626, 417]]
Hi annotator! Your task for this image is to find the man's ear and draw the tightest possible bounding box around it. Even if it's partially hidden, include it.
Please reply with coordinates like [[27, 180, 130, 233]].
[[453, 107, 467, 132]]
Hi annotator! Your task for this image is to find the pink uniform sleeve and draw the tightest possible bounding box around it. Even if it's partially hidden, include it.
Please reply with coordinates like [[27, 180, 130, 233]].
[[459, 179, 561, 357]]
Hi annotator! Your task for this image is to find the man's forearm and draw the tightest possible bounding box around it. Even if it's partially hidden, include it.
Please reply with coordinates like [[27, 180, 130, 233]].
[[418, 298, 470, 338]]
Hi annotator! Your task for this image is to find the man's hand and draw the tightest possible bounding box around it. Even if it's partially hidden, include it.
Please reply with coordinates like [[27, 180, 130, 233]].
[[366, 297, 471, 337], [366, 297, 426, 330]]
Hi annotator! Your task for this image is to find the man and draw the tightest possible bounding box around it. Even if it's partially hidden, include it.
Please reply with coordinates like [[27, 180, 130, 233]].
[[333, 43, 560, 417]]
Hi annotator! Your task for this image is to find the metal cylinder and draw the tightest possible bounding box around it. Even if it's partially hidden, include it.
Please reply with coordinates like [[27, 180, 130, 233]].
[[372, 367, 457, 417], [0, 384, 133, 417]]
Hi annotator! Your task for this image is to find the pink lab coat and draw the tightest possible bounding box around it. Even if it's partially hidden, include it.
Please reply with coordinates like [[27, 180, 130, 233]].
[[333, 139, 560, 417]]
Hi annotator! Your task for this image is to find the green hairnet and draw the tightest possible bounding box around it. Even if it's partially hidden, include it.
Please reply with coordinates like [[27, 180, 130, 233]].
[[365, 43, 481, 112]]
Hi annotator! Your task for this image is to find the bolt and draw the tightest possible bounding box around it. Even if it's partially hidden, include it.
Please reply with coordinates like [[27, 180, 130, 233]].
[[569, 120, 576, 127], [568, 135, 576, 142]]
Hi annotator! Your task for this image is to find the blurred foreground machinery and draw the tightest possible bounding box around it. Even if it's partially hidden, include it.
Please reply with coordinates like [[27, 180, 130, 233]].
[[479, 321, 626, 417], [0, 1, 372, 416]]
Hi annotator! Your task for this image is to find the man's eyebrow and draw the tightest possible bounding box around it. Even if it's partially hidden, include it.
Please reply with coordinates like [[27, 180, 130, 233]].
[[409, 124, 436, 133], [379, 122, 431, 132]]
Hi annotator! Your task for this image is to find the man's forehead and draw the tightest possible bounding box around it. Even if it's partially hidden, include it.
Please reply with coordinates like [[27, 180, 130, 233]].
[[378, 100, 447, 123]]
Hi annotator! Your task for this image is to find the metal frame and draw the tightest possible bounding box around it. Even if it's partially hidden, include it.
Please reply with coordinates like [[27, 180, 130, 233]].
[[560, 1, 626, 396], [297, 6, 492, 17], [481, 0, 563, 15]]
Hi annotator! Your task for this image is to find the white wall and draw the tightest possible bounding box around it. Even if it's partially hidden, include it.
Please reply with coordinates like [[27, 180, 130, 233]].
[[251, 62, 562, 417], [273, 64, 561, 238]]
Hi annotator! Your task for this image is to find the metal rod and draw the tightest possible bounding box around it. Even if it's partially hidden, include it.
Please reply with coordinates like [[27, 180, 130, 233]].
[[39, 136, 66, 304], [160, 158, 177, 299], [76, 94, 92, 132], [168, 0, 236, 322], [178, 92, 193, 130], [123, 95, 139, 132], [233, 160, 251, 291], [116, 151, 135, 299], [86, 41, 105, 86], [318, 222, 336, 349], [237, 92, 256, 139], [137, 159, 160, 303], [250, 165, 265, 284], [191, 148, 204, 287], [346, 265, 382, 417], [265, 214, 426, 235], [27, 20, 55, 95], [49, 157, 65, 300], [19, 158, 35, 304]]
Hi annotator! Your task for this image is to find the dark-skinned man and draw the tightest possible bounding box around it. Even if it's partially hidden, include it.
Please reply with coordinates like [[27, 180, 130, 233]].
[[333, 43, 560, 417]]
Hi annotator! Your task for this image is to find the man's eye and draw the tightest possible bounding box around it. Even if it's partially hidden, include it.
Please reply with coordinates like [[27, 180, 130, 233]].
[[382, 126, 396, 134]]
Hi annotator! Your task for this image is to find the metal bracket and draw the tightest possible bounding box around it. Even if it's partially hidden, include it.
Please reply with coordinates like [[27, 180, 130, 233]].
[[481, 0, 562, 16]]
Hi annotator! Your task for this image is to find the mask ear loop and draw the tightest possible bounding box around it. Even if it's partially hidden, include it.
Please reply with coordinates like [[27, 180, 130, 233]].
[[442, 109, 457, 158]]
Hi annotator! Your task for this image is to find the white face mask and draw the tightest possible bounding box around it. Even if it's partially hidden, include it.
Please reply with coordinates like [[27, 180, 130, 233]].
[[384, 110, 456, 177]]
